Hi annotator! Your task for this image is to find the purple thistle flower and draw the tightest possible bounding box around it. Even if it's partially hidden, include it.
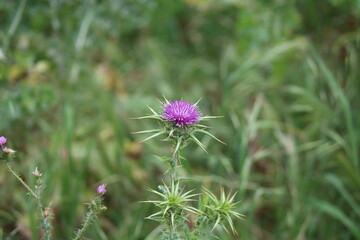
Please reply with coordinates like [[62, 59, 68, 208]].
[[162, 101, 202, 126], [97, 184, 107, 195], [0, 136, 7, 146]]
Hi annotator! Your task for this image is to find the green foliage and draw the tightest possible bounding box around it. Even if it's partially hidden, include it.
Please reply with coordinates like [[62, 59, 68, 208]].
[[0, 0, 359, 239]]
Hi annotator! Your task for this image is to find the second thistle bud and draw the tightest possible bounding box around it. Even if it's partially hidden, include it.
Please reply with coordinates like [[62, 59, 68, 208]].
[[32, 167, 42, 177], [96, 184, 107, 195], [2, 147, 16, 155]]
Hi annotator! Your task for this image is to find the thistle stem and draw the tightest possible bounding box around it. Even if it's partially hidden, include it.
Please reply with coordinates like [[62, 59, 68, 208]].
[[168, 146, 181, 238], [35, 188, 52, 240], [6, 162, 52, 239], [171, 152, 179, 182], [6, 162, 38, 199], [73, 196, 105, 240], [73, 207, 95, 240]]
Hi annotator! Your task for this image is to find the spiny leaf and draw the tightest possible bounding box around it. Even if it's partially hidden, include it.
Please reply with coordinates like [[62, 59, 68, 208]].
[[131, 115, 163, 120], [168, 128, 175, 138], [147, 105, 159, 115], [163, 95, 170, 104], [201, 116, 223, 120], [212, 216, 222, 232], [194, 98, 202, 106], [194, 129, 226, 145], [194, 124, 211, 129], [132, 129, 162, 134], [139, 131, 167, 143], [174, 137, 183, 155], [189, 133, 207, 153]]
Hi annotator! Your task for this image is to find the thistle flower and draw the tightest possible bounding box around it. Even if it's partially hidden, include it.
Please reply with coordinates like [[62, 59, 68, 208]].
[[97, 184, 107, 195], [162, 100, 202, 126], [135, 98, 244, 239], [32, 167, 42, 177], [0, 136, 7, 146], [133, 98, 225, 152]]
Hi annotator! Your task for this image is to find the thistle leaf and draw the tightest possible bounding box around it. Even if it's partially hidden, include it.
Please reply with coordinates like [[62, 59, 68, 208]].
[[201, 115, 223, 120], [132, 129, 162, 134], [194, 129, 226, 145], [131, 115, 163, 121], [194, 97, 202, 106], [189, 133, 207, 153], [139, 131, 167, 143], [212, 217, 222, 232], [174, 137, 183, 155], [147, 105, 159, 115]]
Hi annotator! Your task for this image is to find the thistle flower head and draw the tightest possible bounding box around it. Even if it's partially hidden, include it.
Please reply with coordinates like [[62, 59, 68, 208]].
[[0, 136, 7, 146], [133, 98, 225, 152], [162, 100, 202, 127], [97, 184, 107, 195]]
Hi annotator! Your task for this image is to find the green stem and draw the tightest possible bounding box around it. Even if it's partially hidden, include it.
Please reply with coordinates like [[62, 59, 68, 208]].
[[6, 162, 38, 199], [73, 208, 94, 240], [6, 162, 52, 239], [39, 205, 52, 240], [35, 188, 52, 240], [171, 152, 179, 182], [168, 143, 181, 239], [73, 197, 105, 240]]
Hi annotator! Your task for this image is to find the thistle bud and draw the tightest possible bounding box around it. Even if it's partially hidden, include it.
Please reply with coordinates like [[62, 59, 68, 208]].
[[32, 167, 42, 177], [2, 147, 16, 155]]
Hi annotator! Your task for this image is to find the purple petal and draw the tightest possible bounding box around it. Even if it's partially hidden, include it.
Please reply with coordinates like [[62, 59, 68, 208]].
[[0, 136, 7, 146], [162, 101, 202, 126], [97, 184, 107, 195]]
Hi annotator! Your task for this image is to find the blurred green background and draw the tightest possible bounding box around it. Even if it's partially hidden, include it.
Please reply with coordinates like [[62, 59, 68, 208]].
[[0, 0, 360, 239]]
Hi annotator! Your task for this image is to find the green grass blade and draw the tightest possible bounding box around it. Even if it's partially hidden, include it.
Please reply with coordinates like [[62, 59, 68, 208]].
[[310, 199, 360, 239]]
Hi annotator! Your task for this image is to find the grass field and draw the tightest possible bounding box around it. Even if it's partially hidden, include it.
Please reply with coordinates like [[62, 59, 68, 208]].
[[1, 0, 360, 239]]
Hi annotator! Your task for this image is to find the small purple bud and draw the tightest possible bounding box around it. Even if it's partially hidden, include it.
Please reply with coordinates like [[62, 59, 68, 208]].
[[0, 136, 7, 146], [32, 167, 42, 177], [97, 184, 107, 195]]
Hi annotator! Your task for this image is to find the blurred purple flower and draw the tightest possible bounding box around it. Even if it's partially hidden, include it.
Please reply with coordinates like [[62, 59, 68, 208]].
[[97, 184, 107, 195], [162, 101, 202, 126], [0, 136, 7, 146]]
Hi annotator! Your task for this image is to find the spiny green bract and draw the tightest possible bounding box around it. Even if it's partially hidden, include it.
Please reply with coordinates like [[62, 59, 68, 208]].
[[201, 188, 244, 234], [144, 181, 200, 225]]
